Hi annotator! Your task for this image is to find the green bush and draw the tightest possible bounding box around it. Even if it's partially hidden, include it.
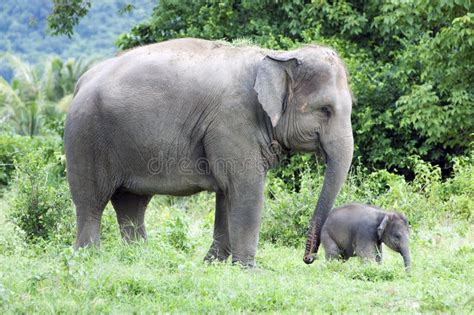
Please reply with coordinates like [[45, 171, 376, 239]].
[[0, 135, 28, 187], [164, 215, 192, 252], [8, 146, 74, 244], [437, 154, 474, 221], [0, 134, 64, 187], [148, 196, 202, 253], [261, 161, 320, 247]]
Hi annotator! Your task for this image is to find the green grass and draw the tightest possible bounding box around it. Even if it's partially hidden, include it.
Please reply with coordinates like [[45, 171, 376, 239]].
[[0, 195, 473, 314]]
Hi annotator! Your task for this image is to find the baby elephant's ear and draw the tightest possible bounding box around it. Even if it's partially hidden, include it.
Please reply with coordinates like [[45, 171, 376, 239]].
[[377, 215, 390, 240]]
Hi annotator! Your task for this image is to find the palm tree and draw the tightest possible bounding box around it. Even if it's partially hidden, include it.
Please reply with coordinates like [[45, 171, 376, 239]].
[[43, 56, 95, 103], [0, 54, 44, 136], [0, 54, 94, 136]]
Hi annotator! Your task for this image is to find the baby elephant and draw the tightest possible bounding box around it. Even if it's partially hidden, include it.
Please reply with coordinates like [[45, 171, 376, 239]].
[[321, 203, 411, 270]]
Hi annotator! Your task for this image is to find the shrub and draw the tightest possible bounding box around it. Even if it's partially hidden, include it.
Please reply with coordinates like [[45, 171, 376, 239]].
[[8, 146, 74, 244], [438, 154, 474, 221], [0, 134, 64, 188], [164, 215, 192, 252], [261, 161, 320, 247], [0, 134, 27, 187], [149, 196, 199, 253]]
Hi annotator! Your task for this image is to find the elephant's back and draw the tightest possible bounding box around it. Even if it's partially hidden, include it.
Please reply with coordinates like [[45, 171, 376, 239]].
[[118, 37, 265, 59], [72, 38, 262, 113], [333, 203, 382, 213], [326, 203, 385, 229], [120, 38, 233, 55]]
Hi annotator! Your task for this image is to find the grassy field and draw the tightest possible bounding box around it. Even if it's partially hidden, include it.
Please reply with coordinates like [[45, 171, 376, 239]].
[[0, 194, 473, 314]]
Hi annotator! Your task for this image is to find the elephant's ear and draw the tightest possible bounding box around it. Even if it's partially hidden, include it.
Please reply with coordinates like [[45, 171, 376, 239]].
[[377, 215, 390, 240], [254, 55, 301, 127]]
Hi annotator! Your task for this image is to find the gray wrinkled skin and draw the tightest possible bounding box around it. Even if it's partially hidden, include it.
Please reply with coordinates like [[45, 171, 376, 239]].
[[64, 38, 353, 267], [321, 203, 411, 270]]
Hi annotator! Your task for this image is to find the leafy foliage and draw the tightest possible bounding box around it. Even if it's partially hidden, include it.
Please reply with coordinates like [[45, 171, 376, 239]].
[[115, 0, 473, 175], [0, 54, 92, 136], [8, 139, 73, 243], [0, 134, 62, 187], [48, 0, 92, 38]]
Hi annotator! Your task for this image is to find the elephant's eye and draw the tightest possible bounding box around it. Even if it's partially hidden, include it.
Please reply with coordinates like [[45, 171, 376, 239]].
[[319, 106, 331, 117]]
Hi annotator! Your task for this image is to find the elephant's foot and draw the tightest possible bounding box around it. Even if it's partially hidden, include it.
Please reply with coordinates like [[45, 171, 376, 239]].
[[230, 251, 257, 268], [231, 258, 257, 268], [120, 225, 147, 244], [204, 242, 231, 263], [74, 236, 100, 250], [74, 214, 102, 249]]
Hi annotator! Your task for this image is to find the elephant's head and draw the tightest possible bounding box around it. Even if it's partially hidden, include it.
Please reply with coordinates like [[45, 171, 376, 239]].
[[378, 213, 411, 270], [253, 46, 353, 264]]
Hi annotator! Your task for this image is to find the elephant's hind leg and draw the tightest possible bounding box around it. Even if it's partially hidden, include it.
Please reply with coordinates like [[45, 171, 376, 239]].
[[71, 178, 113, 249], [74, 196, 110, 249], [111, 191, 151, 243], [75, 206, 107, 248], [204, 191, 231, 262]]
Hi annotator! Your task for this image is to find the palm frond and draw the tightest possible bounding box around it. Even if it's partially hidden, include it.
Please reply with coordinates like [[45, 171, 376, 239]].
[[57, 93, 73, 113], [40, 56, 63, 101], [2, 54, 37, 89], [0, 54, 96, 136], [0, 76, 24, 109]]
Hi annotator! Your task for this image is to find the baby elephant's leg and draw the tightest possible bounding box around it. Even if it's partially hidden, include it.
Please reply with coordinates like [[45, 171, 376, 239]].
[[375, 244, 383, 263], [322, 230, 342, 260], [355, 243, 379, 262]]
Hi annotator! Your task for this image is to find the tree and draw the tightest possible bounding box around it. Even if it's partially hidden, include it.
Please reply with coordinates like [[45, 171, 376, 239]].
[[48, 0, 92, 38], [0, 54, 94, 136], [47, 0, 142, 37]]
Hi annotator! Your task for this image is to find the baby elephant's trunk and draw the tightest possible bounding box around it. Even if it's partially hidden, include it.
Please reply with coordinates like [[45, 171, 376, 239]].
[[401, 247, 411, 271]]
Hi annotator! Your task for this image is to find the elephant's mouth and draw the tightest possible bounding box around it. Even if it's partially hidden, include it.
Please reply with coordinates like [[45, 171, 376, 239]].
[[314, 133, 327, 163]]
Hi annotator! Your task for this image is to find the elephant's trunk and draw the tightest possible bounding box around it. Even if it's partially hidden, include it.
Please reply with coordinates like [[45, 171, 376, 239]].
[[303, 135, 353, 264], [401, 247, 411, 272]]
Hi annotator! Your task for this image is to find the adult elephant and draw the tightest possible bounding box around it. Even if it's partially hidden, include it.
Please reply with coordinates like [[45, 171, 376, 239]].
[[64, 38, 353, 267]]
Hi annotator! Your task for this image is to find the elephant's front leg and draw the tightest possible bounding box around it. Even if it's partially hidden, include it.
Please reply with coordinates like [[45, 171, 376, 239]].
[[226, 177, 265, 267], [204, 191, 231, 262], [355, 242, 380, 263], [375, 244, 383, 263]]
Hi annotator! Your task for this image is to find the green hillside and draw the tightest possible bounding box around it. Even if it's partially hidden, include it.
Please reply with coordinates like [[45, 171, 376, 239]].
[[0, 0, 154, 80]]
